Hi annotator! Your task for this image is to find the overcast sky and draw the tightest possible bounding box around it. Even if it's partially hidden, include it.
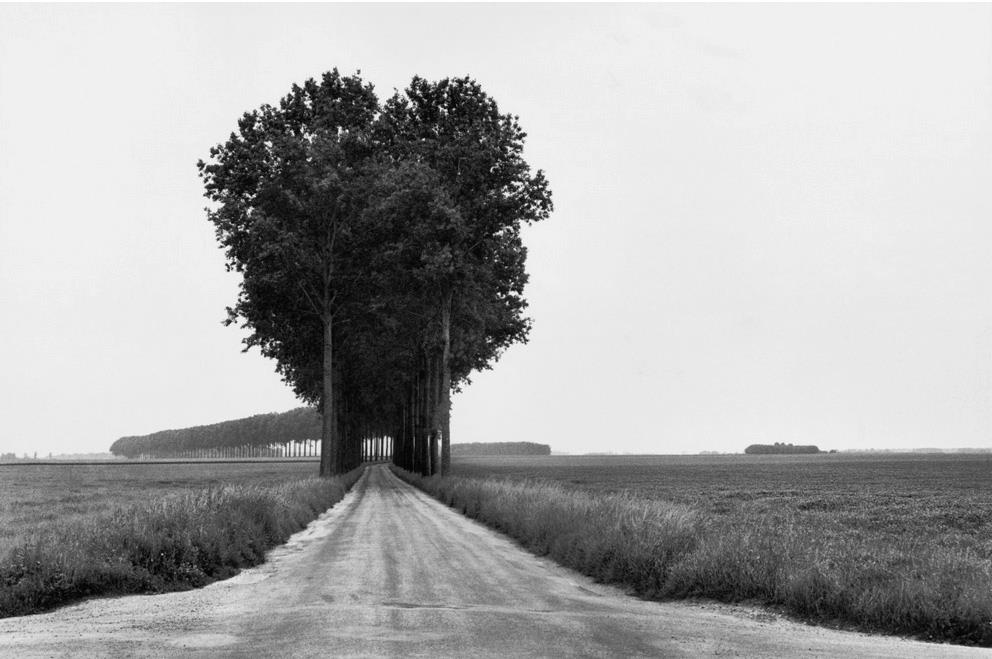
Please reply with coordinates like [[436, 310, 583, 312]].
[[2, 4, 991, 456]]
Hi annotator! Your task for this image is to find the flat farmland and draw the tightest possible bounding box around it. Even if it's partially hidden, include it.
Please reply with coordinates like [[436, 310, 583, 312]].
[[451, 453, 992, 552], [445, 453, 992, 643], [0, 460, 319, 560]]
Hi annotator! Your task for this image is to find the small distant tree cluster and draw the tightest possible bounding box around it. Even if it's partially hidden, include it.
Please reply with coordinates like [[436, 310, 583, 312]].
[[744, 443, 821, 455], [109, 408, 321, 458], [198, 70, 552, 476]]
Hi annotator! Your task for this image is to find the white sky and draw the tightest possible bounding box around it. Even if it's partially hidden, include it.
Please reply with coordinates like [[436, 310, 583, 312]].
[[1, 4, 991, 456]]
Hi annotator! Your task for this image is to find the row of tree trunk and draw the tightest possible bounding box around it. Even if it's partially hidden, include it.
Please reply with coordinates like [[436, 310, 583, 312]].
[[362, 436, 392, 462], [390, 343, 450, 476], [129, 437, 400, 461], [136, 441, 322, 460], [320, 293, 452, 477]]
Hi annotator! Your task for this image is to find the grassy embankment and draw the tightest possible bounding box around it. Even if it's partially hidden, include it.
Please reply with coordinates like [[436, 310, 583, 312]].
[[394, 454, 992, 647], [0, 461, 320, 558], [0, 463, 361, 618]]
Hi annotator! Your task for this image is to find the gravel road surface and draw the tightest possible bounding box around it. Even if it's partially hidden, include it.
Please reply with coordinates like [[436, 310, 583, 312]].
[[0, 465, 982, 657]]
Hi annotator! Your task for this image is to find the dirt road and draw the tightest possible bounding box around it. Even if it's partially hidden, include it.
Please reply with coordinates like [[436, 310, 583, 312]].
[[0, 465, 982, 657]]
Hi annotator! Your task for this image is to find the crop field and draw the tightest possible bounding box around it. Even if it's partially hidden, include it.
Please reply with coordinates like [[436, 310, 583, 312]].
[[0, 460, 319, 560], [450, 453, 992, 554], [437, 453, 992, 644], [0, 459, 362, 618], [5, 453, 991, 642]]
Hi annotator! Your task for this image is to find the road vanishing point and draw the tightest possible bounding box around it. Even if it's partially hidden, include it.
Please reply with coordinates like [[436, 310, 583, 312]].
[[0, 465, 982, 657]]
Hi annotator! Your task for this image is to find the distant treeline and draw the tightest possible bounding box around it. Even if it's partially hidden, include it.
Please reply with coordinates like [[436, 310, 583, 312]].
[[451, 442, 551, 456], [110, 411, 550, 460], [110, 408, 321, 459], [842, 448, 992, 454], [744, 443, 820, 455]]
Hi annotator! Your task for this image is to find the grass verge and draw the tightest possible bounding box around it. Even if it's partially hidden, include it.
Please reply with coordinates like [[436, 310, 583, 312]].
[[0, 467, 363, 618], [393, 466, 992, 647]]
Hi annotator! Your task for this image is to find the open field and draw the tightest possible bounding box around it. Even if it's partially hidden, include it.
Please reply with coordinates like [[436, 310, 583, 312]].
[[4, 454, 991, 643], [3, 465, 978, 658], [450, 453, 992, 553], [0, 460, 319, 562], [0, 459, 356, 618], [410, 453, 992, 645]]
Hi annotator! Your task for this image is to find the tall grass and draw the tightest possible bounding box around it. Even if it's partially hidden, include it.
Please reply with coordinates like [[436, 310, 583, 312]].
[[0, 461, 325, 559], [0, 468, 363, 618], [394, 467, 992, 647]]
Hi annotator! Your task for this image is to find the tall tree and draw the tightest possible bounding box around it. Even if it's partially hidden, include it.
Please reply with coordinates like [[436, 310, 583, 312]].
[[379, 76, 553, 474], [198, 70, 379, 476], [361, 161, 465, 473], [198, 71, 551, 478]]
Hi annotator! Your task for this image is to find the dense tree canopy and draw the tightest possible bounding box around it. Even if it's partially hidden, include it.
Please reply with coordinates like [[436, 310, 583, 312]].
[[198, 70, 552, 476]]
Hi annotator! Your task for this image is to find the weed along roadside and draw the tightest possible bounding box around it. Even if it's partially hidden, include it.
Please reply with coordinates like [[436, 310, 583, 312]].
[[0, 467, 364, 619], [390, 465, 992, 648]]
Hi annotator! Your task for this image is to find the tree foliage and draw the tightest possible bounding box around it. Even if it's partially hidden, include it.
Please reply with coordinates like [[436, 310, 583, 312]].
[[197, 70, 552, 475]]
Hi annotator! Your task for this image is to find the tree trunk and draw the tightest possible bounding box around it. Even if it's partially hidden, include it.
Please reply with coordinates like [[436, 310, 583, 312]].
[[319, 312, 338, 477], [440, 292, 453, 475], [414, 374, 423, 474], [410, 382, 419, 472], [335, 376, 346, 471], [427, 357, 436, 475]]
